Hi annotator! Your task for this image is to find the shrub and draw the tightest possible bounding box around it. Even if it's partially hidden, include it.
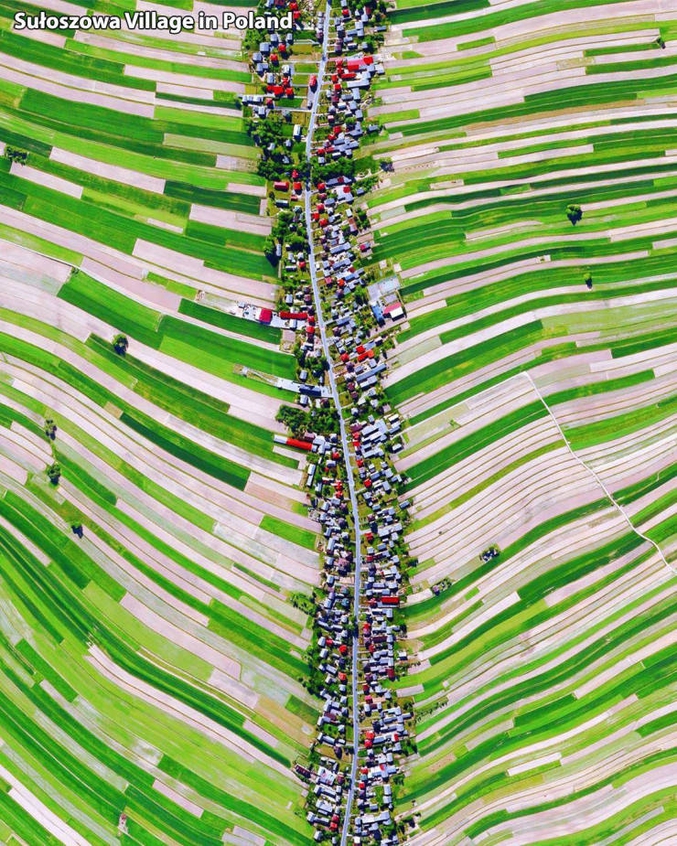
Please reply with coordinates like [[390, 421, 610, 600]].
[[113, 334, 129, 356]]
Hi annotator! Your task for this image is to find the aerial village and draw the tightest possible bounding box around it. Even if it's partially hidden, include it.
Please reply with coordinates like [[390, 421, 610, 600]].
[[239, 0, 414, 841]]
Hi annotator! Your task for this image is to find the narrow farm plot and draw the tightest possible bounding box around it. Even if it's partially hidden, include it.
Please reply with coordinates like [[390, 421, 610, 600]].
[[0, 6, 321, 843], [364, 0, 677, 842]]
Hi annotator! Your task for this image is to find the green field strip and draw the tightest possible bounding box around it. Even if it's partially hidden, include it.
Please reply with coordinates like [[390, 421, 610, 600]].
[[84, 336, 294, 466], [374, 191, 677, 270], [178, 299, 282, 343], [396, 300, 675, 429], [405, 401, 549, 489], [0, 106, 263, 186], [259, 515, 317, 551], [389, 320, 546, 407], [67, 39, 250, 83], [632, 489, 677, 535], [402, 0, 663, 41], [586, 54, 677, 75], [646, 513, 677, 545], [0, 30, 156, 91], [383, 63, 492, 91], [394, 75, 677, 137], [54, 274, 294, 388], [0, 166, 271, 277], [403, 498, 611, 624], [562, 392, 677, 450], [160, 316, 295, 379], [0, 515, 291, 769], [400, 253, 677, 338], [164, 180, 262, 215], [390, 0, 488, 24], [120, 412, 250, 492]]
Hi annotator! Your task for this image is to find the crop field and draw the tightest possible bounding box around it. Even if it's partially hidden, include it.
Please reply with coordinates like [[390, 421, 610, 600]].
[[0, 0, 276, 305], [366, 0, 677, 843], [0, 5, 323, 844], [0, 244, 322, 844]]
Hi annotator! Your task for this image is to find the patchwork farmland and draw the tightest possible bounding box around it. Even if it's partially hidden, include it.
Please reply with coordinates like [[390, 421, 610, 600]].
[[0, 3, 322, 844], [367, 0, 677, 843], [1, 0, 677, 842]]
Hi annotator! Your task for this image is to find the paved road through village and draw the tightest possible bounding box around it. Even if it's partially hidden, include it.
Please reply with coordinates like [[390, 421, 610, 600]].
[[303, 6, 361, 842]]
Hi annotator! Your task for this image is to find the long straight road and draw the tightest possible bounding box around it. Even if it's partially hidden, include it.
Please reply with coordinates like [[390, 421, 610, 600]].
[[303, 6, 361, 843]]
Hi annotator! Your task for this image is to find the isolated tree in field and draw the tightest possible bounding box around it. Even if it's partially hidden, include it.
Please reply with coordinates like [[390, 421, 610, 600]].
[[5, 146, 28, 165], [46, 462, 61, 485], [71, 522, 83, 538], [566, 204, 583, 225], [584, 271, 593, 289], [44, 418, 57, 440], [655, 36, 666, 49], [113, 334, 128, 356]]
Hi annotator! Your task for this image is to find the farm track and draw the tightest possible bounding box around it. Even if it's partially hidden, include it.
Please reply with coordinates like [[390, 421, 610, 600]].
[[523, 371, 676, 577]]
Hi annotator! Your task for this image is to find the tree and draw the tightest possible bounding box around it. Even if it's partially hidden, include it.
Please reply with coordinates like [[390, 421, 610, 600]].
[[288, 235, 307, 253], [355, 207, 369, 228], [113, 334, 129, 356], [71, 522, 84, 538], [5, 146, 28, 165], [46, 462, 61, 485], [583, 271, 593, 289], [44, 418, 57, 440], [656, 36, 666, 49], [264, 235, 278, 265], [276, 405, 309, 437], [566, 204, 583, 225]]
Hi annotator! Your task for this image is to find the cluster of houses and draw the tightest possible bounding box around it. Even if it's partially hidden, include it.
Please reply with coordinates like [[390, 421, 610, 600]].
[[300, 13, 412, 846], [333, 4, 385, 55], [241, 31, 299, 118], [298, 430, 356, 839], [320, 55, 384, 145], [293, 405, 411, 846], [241, 1, 413, 843], [238, 300, 309, 330], [350, 414, 412, 846]]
